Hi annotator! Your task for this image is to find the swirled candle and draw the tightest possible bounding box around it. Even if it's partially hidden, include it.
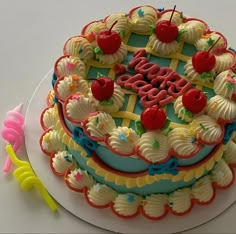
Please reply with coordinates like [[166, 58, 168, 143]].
[[1, 103, 24, 172]]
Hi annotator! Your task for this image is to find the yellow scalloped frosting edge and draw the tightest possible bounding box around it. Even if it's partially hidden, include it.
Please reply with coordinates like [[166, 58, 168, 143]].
[[55, 120, 87, 157], [63, 155, 235, 218]]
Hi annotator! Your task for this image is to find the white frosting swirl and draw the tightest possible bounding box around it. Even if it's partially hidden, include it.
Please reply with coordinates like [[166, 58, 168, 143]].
[[211, 159, 233, 187], [178, 20, 206, 44], [82, 21, 107, 35], [192, 175, 214, 203], [113, 193, 142, 216], [215, 52, 235, 74], [195, 32, 226, 54], [85, 112, 116, 139], [89, 83, 125, 113], [168, 188, 192, 214], [87, 184, 117, 206], [66, 95, 96, 122], [206, 95, 236, 121], [64, 36, 94, 62], [143, 194, 168, 218], [52, 151, 75, 174], [57, 75, 88, 100], [42, 107, 57, 129], [184, 59, 215, 83], [214, 70, 236, 99], [67, 168, 95, 190], [56, 56, 86, 78], [137, 131, 169, 163], [168, 128, 198, 157], [174, 96, 194, 122], [129, 5, 158, 34], [105, 13, 130, 38], [41, 130, 65, 153], [148, 34, 180, 56], [95, 42, 127, 64], [158, 11, 183, 25], [46, 90, 55, 106], [223, 141, 236, 164], [108, 126, 139, 155], [189, 115, 223, 144]]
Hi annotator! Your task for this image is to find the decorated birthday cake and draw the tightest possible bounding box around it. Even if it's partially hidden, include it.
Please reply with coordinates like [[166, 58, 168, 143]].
[[40, 5, 236, 219]]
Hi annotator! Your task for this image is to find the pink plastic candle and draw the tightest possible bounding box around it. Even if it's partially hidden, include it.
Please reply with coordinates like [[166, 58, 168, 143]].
[[1, 103, 24, 172]]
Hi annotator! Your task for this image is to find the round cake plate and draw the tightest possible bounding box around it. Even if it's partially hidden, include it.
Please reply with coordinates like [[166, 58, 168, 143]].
[[25, 70, 236, 234]]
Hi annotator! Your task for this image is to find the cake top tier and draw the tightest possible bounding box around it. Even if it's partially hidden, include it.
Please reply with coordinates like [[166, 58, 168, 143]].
[[49, 5, 236, 162]]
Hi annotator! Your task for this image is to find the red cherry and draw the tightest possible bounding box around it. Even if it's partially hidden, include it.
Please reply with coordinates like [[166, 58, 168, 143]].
[[182, 89, 207, 114], [140, 106, 166, 130], [192, 37, 221, 74], [90, 77, 114, 101], [97, 20, 121, 54], [155, 20, 178, 43], [192, 51, 216, 74]]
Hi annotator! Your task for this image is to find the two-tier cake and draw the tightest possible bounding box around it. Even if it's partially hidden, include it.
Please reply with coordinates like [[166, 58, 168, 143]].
[[40, 5, 236, 219]]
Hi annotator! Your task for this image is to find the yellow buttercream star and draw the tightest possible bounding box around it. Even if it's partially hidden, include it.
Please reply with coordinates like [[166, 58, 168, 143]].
[[69, 84, 78, 92], [125, 128, 132, 137]]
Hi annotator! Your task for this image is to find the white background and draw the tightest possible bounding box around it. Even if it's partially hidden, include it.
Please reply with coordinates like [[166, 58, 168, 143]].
[[0, 0, 236, 233]]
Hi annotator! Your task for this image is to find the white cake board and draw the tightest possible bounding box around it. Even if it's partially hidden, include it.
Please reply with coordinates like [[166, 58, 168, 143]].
[[25, 70, 236, 234]]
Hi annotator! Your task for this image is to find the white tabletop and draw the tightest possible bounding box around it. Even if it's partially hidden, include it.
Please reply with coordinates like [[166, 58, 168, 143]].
[[0, 0, 236, 233]]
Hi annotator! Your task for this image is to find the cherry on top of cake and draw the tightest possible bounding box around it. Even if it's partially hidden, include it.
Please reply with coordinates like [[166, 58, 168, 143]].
[[182, 88, 207, 114], [154, 5, 179, 43], [192, 37, 221, 74], [140, 106, 166, 130], [95, 20, 122, 55], [88, 76, 115, 101]]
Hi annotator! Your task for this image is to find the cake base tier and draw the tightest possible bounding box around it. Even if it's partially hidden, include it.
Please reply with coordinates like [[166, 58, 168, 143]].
[[25, 70, 236, 234]]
